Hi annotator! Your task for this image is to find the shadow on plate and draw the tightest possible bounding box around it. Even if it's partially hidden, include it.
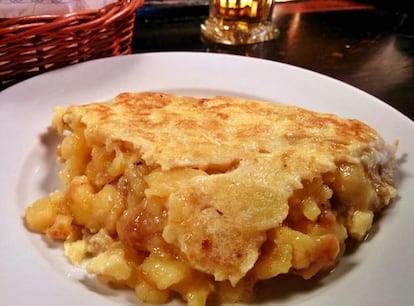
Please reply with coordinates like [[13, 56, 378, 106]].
[[79, 276, 139, 306], [39, 127, 64, 192]]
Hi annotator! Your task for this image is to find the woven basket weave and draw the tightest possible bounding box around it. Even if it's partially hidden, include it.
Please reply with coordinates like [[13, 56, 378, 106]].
[[0, 0, 144, 90]]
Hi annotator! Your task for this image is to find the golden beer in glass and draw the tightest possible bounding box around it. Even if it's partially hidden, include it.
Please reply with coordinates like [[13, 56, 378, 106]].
[[201, 0, 279, 45]]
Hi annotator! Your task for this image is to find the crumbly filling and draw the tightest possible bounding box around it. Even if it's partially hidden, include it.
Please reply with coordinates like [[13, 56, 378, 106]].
[[25, 124, 396, 305]]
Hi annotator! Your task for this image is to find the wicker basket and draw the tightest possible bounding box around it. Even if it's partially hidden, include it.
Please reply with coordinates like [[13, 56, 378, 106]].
[[0, 0, 144, 90]]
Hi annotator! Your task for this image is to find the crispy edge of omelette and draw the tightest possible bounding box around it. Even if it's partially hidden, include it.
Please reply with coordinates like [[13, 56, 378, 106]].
[[25, 92, 398, 305]]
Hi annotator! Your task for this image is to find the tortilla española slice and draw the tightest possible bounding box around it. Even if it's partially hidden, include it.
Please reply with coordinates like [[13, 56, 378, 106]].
[[25, 92, 397, 305]]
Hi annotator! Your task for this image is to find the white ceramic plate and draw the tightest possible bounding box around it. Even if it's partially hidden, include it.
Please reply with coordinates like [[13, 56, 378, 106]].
[[1, 52, 413, 306]]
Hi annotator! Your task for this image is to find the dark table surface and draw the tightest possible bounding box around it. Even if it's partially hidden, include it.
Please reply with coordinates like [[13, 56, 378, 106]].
[[133, 0, 414, 121]]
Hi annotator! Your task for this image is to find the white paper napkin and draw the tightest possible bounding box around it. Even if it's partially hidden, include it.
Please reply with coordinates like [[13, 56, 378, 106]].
[[0, 0, 117, 18]]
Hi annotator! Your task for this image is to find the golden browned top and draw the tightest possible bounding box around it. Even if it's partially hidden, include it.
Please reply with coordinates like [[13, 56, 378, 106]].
[[56, 92, 381, 170], [53, 92, 394, 284]]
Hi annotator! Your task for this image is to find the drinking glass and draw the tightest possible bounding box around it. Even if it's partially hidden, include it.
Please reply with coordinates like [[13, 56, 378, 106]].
[[201, 0, 279, 45]]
